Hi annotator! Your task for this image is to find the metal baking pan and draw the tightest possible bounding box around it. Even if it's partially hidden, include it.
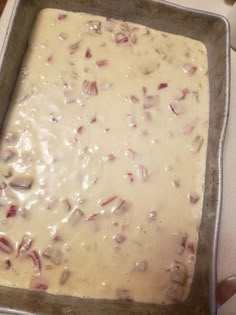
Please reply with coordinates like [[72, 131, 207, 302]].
[[0, 0, 230, 314]]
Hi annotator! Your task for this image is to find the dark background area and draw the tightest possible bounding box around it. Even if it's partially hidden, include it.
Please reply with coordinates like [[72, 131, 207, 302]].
[[0, 0, 7, 16]]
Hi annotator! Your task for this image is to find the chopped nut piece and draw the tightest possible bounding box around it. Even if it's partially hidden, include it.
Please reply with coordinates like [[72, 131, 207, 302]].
[[85, 48, 92, 58], [114, 32, 129, 45], [113, 233, 126, 244], [6, 205, 18, 218], [4, 132, 17, 144], [30, 275, 48, 291], [174, 88, 189, 101], [0, 167, 12, 178], [2, 259, 11, 270], [82, 80, 98, 95], [148, 211, 157, 221], [190, 135, 204, 153], [58, 32, 68, 40], [103, 154, 116, 161], [127, 114, 137, 128], [135, 260, 148, 272], [125, 172, 135, 183], [188, 193, 200, 204], [28, 250, 41, 271], [9, 177, 33, 190], [167, 282, 184, 302], [45, 264, 55, 270], [178, 233, 188, 255], [187, 241, 195, 254], [0, 180, 6, 189], [1, 149, 16, 162], [87, 20, 102, 34], [101, 196, 117, 207], [182, 63, 197, 76], [158, 83, 168, 90], [77, 126, 84, 134], [137, 165, 148, 181], [67, 208, 84, 225], [130, 95, 140, 103], [58, 14, 67, 21], [62, 198, 71, 211], [170, 261, 188, 285], [43, 246, 63, 265], [169, 103, 185, 115], [87, 213, 99, 221], [60, 268, 71, 284], [172, 179, 180, 188], [17, 234, 33, 256], [143, 95, 159, 109], [0, 236, 14, 254], [116, 289, 132, 301], [191, 90, 199, 102], [96, 60, 108, 67], [112, 199, 130, 215], [69, 41, 80, 55]]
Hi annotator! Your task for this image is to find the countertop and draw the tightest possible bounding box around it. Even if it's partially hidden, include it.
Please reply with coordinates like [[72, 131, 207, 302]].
[[0, 1, 236, 314]]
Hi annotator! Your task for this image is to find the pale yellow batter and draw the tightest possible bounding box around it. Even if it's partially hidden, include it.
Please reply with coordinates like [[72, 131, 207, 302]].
[[0, 9, 209, 304]]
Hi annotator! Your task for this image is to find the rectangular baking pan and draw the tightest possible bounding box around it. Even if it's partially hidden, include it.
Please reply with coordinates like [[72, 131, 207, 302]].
[[0, 0, 230, 314]]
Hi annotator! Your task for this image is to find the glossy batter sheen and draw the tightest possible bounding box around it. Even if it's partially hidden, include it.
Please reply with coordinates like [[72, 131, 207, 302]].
[[0, 9, 209, 304]]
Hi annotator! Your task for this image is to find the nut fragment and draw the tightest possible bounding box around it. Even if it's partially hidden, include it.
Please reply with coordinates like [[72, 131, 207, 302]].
[[17, 234, 33, 256], [62, 198, 71, 211], [60, 268, 71, 284], [43, 246, 63, 265], [112, 199, 130, 215], [1, 149, 16, 162], [28, 250, 41, 271], [30, 275, 48, 291], [67, 208, 84, 225], [113, 233, 126, 244], [4, 132, 17, 144], [148, 211, 157, 221], [87, 20, 102, 34], [190, 135, 204, 153], [170, 261, 188, 285], [103, 154, 116, 161], [135, 260, 148, 272], [2, 259, 11, 270], [116, 289, 132, 301], [0, 180, 6, 189], [188, 193, 200, 204], [167, 282, 184, 302], [9, 177, 33, 190], [1, 168, 12, 178], [0, 236, 14, 254], [58, 32, 68, 40]]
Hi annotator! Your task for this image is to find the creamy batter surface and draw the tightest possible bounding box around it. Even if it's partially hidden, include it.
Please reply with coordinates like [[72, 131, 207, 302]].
[[0, 9, 209, 304]]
